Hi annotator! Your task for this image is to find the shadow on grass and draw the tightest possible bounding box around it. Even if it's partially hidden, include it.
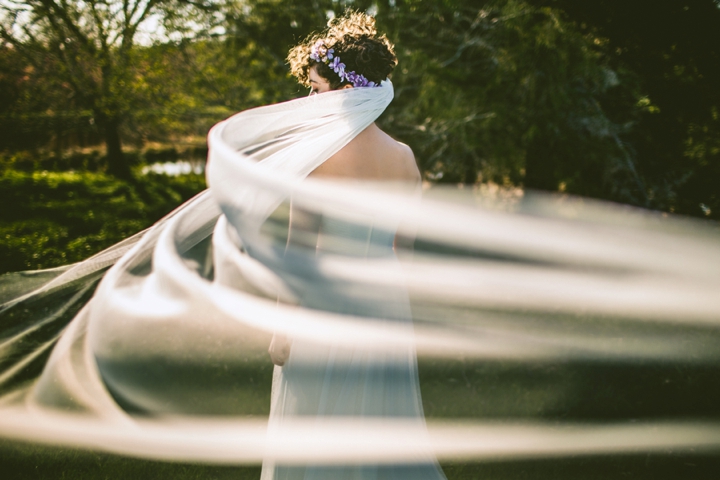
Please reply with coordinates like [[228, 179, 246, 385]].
[[0, 440, 261, 480]]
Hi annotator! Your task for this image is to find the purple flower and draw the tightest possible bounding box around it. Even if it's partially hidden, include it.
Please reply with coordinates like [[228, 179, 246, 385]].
[[310, 40, 327, 62], [308, 40, 380, 87], [331, 58, 346, 78]]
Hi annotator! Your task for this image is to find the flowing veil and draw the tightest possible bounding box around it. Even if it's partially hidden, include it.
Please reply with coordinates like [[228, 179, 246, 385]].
[[2, 79, 720, 473]]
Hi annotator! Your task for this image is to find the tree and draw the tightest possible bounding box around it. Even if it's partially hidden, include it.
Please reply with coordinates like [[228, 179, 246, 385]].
[[222, 0, 343, 102], [529, 0, 720, 218], [0, 0, 223, 178], [375, 0, 643, 205]]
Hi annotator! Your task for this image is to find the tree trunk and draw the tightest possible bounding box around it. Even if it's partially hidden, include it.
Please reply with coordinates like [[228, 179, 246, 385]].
[[99, 113, 131, 179], [524, 135, 558, 192], [463, 152, 478, 184]]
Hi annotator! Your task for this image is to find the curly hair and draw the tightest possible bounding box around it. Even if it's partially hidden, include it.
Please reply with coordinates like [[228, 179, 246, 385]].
[[287, 11, 397, 89]]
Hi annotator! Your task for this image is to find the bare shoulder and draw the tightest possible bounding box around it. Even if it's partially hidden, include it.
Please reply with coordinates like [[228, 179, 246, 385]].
[[396, 141, 421, 183], [310, 124, 421, 182], [310, 143, 352, 177], [374, 127, 421, 182]]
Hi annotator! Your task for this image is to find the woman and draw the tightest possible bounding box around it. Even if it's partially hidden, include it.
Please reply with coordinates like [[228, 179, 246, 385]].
[[0, 8, 446, 474], [267, 12, 420, 366], [3, 9, 716, 479], [257, 12, 447, 479]]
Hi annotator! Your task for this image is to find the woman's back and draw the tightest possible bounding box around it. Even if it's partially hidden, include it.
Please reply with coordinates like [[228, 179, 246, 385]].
[[310, 123, 420, 183], [265, 12, 446, 479], [302, 123, 420, 257]]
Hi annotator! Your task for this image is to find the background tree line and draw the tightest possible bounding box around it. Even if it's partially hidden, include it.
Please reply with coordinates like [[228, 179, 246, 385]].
[[1, 0, 719, 272]]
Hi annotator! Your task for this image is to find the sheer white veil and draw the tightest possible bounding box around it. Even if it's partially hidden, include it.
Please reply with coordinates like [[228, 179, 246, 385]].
[[1, 77, 720, 467]]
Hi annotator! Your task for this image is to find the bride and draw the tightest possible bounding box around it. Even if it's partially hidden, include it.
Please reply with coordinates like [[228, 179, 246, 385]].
[[245, 13, 444, 479], [258, 12, 446, 480], [267, 12, 419, 365], [0, 8, 446, 478], [2, 8, 720, 479]]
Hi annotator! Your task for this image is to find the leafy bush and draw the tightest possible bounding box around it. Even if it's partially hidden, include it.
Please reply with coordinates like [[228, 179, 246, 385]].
[[0, 170, 206, 273]]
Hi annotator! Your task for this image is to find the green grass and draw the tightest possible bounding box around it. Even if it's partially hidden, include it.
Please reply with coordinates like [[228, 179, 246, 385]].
[[2, 357, 719, 479], [0, 169, 206, 274], [0, 164, 718, 479], [0, 440, 261, 480]]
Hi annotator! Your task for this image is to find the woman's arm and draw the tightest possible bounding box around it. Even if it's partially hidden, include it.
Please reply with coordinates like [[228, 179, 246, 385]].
[[268, 199, 323, 366]]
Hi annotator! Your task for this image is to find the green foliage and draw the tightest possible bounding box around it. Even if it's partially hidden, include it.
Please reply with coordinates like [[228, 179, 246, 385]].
[[0, 170, 206, 273], [376, 0, 646, 205], [222, 0, 344, 102], [528, 0, 720, 217], [2, 0, 719, 227], [0, 1, 225, 177]]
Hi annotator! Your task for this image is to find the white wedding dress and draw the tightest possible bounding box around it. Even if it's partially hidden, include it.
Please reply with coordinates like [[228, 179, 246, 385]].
[[207, 80, 444, 478], [259, 212, 446, 479]]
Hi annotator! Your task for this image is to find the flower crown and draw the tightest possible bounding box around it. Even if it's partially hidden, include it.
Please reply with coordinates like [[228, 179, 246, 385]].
[[309, 40, 378, 88]]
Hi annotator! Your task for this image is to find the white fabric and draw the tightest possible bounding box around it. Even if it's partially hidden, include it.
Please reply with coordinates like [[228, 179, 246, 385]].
[[1, 79, 720, 471]]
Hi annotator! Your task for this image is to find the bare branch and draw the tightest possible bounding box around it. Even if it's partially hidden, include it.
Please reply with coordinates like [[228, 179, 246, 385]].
[[121, 0, 130, 39], [38, 0, 97, 56], [0, 26, 46, 69], [127, 0, 149, 27], [89, 1, 110, 54], [121, 0, 158, 51]]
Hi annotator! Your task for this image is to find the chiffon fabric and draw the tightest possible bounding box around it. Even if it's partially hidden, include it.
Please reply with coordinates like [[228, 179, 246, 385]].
[[2, 80, 720, 470], [0, 81, 443, 474]]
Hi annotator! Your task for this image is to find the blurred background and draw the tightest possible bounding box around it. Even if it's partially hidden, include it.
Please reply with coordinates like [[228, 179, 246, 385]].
[[1, 0, 719, 274], [2, 2, 720, 479]]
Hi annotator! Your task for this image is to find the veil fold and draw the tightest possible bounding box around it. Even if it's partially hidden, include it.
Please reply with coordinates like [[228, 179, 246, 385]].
[[1, 78, 720, 467]]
